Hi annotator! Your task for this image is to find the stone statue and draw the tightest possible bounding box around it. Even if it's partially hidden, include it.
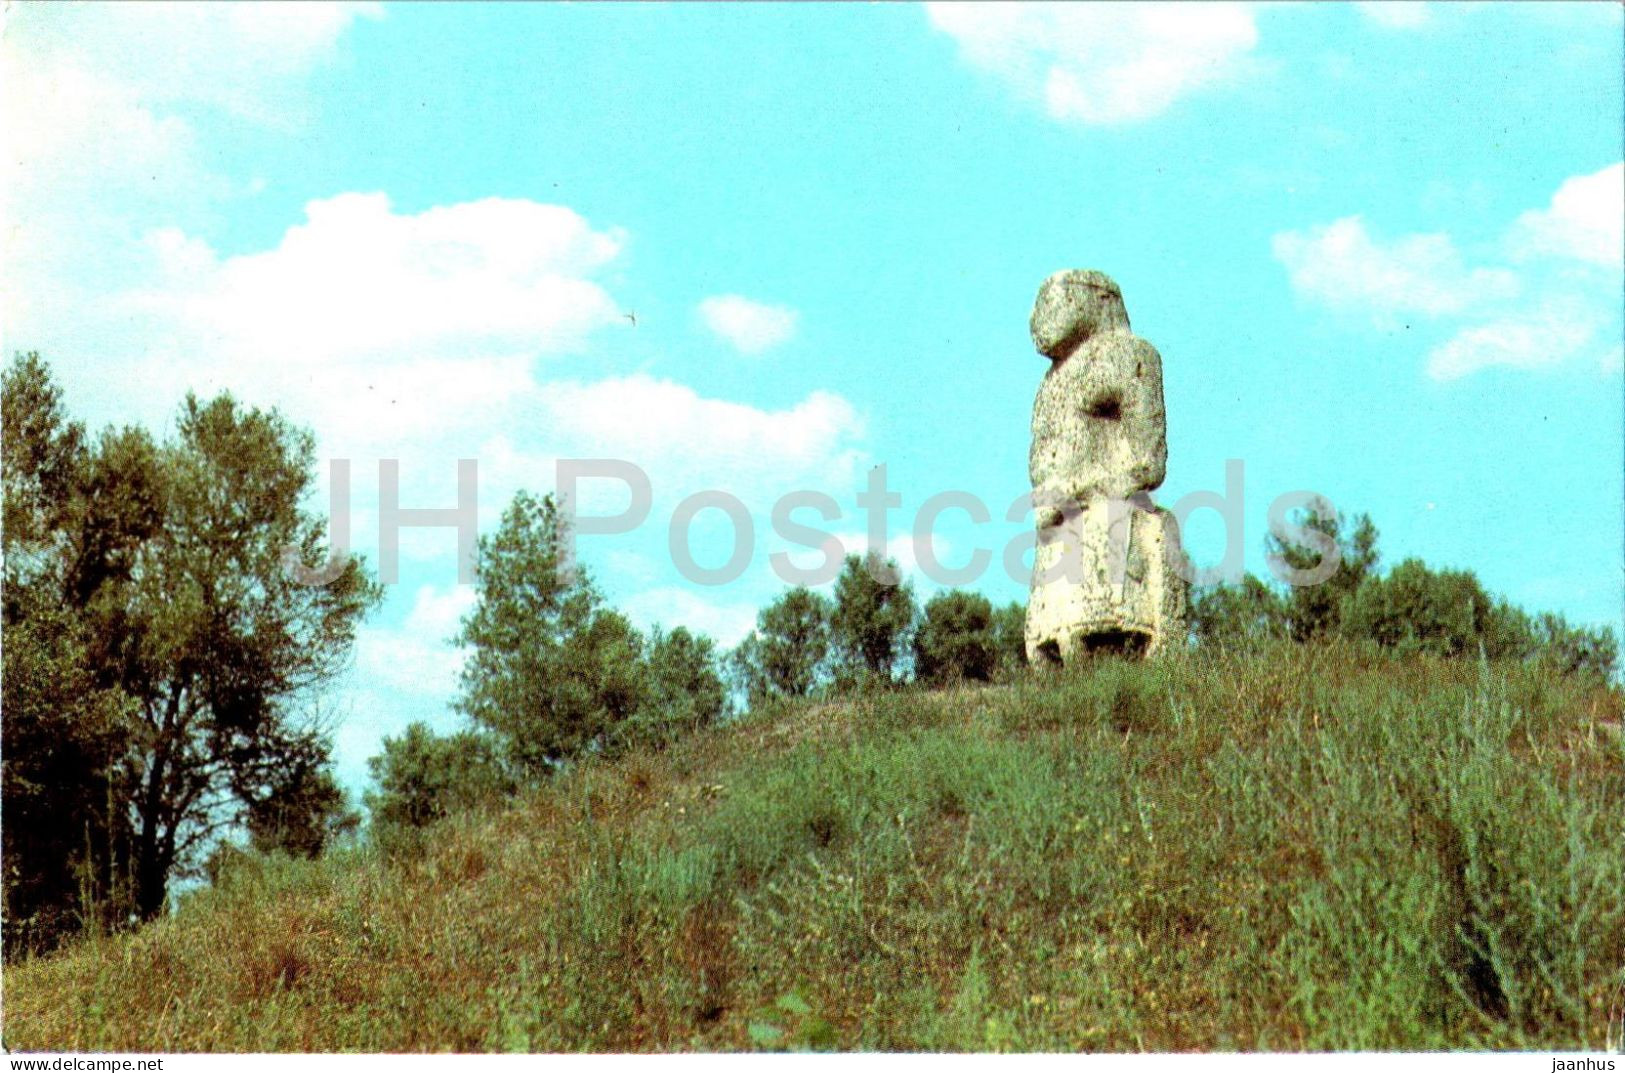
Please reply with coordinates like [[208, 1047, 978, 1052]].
[[1024, 270, 1189, 662]]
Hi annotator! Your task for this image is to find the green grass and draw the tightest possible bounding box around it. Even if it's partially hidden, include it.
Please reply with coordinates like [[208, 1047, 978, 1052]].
[[5, 641, 1622, 1052]]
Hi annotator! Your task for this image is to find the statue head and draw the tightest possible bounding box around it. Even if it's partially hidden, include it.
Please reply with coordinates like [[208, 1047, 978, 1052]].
[[1030, 269, 1130, 360]]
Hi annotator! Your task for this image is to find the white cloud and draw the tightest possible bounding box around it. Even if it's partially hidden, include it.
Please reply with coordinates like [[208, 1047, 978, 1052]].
[[29, 189, 868, 569], [534, 373, 866, 497], [1272, 216, 1519, 324], [620, 588, 760, 649], [14, 178, 870, 700], [1354, 2, 1431, 30], [1276, 164, 1624, 381], [1425, 299, 1601, 381], [2, 1, 383, 406], [698, 294, 800, 354], [354, 584, 474, 696], [5, 2, 381, 129], [135, 193, 624, 364], [54, 193, 626, 454], [925, 2, 1260, 125], [2, 2, 381, 228], [1507, 162, 1625, 267]]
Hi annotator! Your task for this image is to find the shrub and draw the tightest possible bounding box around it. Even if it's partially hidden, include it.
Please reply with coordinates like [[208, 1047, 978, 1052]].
[[246, 762, 360, 859], [364, 724, 514, 847], [1265, 500, 1379, 640], [1526, 611, 1619, 683], [1341, 558, 1500, 659], [1190, 573, 1287, 647], [914, 590, 998, 685], [989, 600, 1028, 676], [630, 626, 728, 747]]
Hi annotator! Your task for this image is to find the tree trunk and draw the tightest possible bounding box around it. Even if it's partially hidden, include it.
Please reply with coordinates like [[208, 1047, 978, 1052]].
[[133, 691, 180, 921]]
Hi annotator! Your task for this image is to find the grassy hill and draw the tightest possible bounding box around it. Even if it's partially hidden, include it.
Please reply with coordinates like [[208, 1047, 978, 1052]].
[[4, 642, 1621, 1052]]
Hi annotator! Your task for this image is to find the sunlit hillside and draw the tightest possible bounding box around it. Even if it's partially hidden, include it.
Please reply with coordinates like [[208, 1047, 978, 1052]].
[[5, 642, 1621, 1053]]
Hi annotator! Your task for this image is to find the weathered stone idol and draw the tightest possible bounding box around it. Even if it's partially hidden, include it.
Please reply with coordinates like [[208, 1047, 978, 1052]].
[[1024, 270, 1189, 662]]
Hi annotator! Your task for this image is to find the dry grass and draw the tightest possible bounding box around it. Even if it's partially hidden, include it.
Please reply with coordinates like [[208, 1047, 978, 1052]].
[[4, 641, 1621, 1052]]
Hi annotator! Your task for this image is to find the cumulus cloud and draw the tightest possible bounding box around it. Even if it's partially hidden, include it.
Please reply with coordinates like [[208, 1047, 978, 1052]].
[[135, 193, 624, 363], [1271, 216, 1518, 324], [50, 193, 625, 458], [3, 2, 381, 234], [354, 584, 475, 695], [1507, 162, 1625, 267], [1274, 164, 1624, 381], [698, 294, 800, 354], [35, 187, 867, 544], [534, 374, 866, 496], [5, 2, 381, 130], [1424, 299, 1603, 381], [925, 2, 1260, 125], [2, 2, 383, 412]]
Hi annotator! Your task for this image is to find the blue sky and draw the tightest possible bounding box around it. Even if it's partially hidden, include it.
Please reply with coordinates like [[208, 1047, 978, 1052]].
[[5, 2, 1621, 791]]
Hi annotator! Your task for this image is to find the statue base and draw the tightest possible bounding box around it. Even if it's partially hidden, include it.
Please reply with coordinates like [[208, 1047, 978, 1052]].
[[1025, 497, 1189, 664]]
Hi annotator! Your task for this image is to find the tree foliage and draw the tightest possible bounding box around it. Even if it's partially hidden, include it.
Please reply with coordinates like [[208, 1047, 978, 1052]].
[[456, 491, 626, 772], [3, 355, 138, 952], [914, 590, 997, 685], [107, 393, 379, 919], [635, 626, 728, 747], [1521, 612, 1620, 683], [728, 586, 833, 704], [453, 490, 729, 774], [829, 551, 916, 685], [364, 724, 514, 848], [2, 354, 379, 953], [1192, 506, 1616, 683], [1340, 558, 1499, 659], [990, 600, 1028, 677], [1190, 573, 1288, 647], [1266, 500, 1379, 641], [1342, 559, 1619, 680], [244, 759, 359, 860]]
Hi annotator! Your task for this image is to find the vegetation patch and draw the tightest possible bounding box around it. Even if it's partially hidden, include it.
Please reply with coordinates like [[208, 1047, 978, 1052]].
[[5, 642, 1619, 1052]]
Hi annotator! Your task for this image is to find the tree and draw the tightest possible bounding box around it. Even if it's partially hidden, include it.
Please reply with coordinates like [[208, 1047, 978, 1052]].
[[633, 626, 728, 747], [1190, 573, 1288, 647], [830, 551, 917, 685], [1526, 612, 1619, 683], [1341, 558, 1619, 679], [3, 355, 136, 954], [103, 393, 380, 919], [364, 724, 514, 842], [1341, 557, 1501, 658], [244, 750, 360, 859], [728, 587, 832, 704], [455, 490, 647, 773], [991, 600, 1028, 677], [1, 600, 136, 954], [2, 352, 86, 555], [1265, 501, 1378, 641], [2, 355, 381, 933], [914, 590, 998, 685]]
